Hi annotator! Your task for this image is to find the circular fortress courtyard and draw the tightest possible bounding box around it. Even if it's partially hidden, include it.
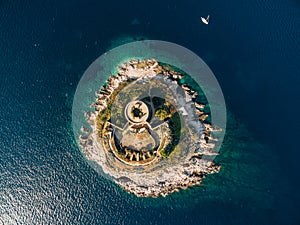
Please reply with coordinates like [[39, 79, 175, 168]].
[[124, 100, 149, 124], [108, 100, 169, 166]]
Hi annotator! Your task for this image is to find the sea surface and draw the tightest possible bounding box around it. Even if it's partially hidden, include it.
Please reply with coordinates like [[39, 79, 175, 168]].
[[0, 0, 299, 224]]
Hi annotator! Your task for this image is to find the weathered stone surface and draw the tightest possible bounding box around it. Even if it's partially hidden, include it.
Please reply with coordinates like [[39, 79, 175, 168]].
[[80, 59, 221, 197]]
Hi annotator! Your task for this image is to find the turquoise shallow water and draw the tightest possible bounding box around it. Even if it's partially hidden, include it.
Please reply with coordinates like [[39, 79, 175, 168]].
[[0, 0, 299, 224]]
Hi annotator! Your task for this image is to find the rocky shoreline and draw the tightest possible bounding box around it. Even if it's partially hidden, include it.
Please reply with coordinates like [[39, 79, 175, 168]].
[[79, 58, 222, 197], [116, 160, 221, 198]]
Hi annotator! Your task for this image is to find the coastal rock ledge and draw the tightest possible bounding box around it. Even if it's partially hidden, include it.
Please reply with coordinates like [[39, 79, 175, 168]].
[[79, 58, 222, 197]]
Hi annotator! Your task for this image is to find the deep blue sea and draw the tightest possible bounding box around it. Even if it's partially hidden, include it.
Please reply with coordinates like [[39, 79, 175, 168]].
[[0, 0, 299, 224]]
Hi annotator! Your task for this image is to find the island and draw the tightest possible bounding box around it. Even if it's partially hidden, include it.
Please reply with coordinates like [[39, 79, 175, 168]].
[[79, 58, 222, 197]]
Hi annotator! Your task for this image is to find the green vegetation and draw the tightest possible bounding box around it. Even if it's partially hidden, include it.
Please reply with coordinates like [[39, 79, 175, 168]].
[[169, 112, 181, 140], [96, 80, 129, 137], [150, 96, 182, 158], [97, 107, 111, 137], [155, 109, 169, 120], [159, 150, 168, 158], [160, 112, 181, 158], [153, 97, 174, 121]]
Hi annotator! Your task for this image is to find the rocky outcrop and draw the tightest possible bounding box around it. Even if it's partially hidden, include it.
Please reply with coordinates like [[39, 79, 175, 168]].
[[79, 58, 221, 197]]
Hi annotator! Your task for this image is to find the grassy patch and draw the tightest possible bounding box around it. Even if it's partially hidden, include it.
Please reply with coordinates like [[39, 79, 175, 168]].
[[96, 80, 130, 137], [159, 112, 181, 158]]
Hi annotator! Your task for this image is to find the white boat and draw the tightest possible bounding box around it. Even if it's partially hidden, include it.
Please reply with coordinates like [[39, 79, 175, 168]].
[[201, 15, 210, 25]]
